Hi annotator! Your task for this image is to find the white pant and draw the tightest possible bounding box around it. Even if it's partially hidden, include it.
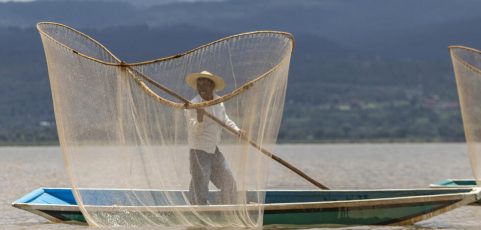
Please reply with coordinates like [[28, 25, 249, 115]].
[[189, 147, 237, 205]]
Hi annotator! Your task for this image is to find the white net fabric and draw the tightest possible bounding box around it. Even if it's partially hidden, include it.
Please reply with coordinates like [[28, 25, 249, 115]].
[[37, 22, 293, 227], [450, 46, 481, 185]]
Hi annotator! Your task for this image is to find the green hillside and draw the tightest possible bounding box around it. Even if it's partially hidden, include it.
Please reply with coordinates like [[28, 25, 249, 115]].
[[0, 0, 478, 144]]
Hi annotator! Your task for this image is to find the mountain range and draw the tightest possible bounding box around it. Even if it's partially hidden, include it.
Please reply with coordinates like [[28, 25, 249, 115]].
[[0, 0, 479, 143]]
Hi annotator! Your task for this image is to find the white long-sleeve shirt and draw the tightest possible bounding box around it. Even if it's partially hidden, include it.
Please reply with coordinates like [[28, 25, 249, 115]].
[[185, 94, 240, 153]]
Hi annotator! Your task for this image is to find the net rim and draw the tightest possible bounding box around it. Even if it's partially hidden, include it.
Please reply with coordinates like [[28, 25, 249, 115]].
[[130, 59, 289, 109], [37, 22, 294, 109], [37, 22, 122, 64], [36, 22, 295, 66], [449, 45, 481, 76]]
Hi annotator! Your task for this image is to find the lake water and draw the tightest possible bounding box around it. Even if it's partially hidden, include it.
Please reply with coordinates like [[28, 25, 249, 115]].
[[2, 143, 481, 229]]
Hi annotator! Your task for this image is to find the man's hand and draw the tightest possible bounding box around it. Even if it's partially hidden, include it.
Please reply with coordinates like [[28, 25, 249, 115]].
[[238, 129, 247, 138], [196, 109, 204, 122]]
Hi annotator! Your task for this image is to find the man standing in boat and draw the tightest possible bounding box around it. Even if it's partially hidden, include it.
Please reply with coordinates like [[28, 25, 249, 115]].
[[185, 70, 246, 205]]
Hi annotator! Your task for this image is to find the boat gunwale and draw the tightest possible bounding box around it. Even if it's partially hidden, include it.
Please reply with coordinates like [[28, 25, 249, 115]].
[[12, 187, 480, 212]]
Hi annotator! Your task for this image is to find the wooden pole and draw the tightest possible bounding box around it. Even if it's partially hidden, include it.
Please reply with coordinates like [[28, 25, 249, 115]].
[[203, 111, 329, 190], [128, 67, 329, 190]]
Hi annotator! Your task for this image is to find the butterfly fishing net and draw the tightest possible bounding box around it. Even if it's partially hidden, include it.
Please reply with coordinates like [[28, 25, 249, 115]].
[[450, 46, 481, 185], [37, 22, 293, 227]]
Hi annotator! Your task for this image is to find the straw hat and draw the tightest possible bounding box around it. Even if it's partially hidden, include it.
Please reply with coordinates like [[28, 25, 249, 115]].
[[185, 70, 225, 92]]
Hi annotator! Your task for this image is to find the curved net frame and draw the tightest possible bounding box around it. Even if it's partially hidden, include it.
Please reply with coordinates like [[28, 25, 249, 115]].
[[37, 22, 293, 227], [450, 46, 481, 185]]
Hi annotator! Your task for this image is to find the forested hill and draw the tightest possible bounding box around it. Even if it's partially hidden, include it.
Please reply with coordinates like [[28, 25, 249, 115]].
[[1, 0, 480, 144]]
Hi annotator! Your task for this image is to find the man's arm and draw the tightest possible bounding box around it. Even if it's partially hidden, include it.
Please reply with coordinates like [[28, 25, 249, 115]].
[[184, 109, 203, 128], [185, 96, 204, 126], [196, 109, 204, 122], [221, 103, 247, 137], [224, 114, 240, 132]]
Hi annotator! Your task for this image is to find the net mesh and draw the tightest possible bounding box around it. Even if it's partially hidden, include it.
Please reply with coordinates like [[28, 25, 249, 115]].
[[37, 22, 293, 227], [450, 46, 481, 185]]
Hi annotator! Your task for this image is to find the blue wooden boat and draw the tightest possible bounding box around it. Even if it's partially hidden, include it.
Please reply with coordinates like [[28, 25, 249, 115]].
[[12, 187, 481, 226]]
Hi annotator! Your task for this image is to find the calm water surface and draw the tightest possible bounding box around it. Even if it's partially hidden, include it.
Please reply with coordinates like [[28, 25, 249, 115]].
[[1, 143, 481, 229]]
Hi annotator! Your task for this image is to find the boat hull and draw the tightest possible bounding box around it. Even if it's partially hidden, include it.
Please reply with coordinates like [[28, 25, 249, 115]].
[[430, 179, 481, 205], [12, 188, 480, 226]]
